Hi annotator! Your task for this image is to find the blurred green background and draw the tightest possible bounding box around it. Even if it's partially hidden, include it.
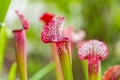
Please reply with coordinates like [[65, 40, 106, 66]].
[[2, 0, 120, 80]]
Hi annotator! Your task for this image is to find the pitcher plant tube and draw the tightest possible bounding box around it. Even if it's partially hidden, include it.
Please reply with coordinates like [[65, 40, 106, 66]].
[[13, 10, 29, 80], [41, 15, 73, 80], [78, 40, 108, 80]]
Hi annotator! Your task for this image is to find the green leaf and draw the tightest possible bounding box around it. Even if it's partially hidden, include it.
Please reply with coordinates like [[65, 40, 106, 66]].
[[0, 0, 11, 22], [0, 0, 11, 73], [29, 62, 55, 80], [8, 63, 17, 80]]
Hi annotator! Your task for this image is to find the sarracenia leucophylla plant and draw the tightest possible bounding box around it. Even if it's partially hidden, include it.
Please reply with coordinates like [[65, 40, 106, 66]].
[[13, 10, 29, 80], [103, 65, 120, 80], [40, 13, 64, 80], [41, 15, 73, 80], [78, 40, 108, 80]]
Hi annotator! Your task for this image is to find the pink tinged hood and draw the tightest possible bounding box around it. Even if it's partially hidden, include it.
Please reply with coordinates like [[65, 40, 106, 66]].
[[103, 65, 120, 80], [78, 40, 108, 60], [41, 17, 70, 43]]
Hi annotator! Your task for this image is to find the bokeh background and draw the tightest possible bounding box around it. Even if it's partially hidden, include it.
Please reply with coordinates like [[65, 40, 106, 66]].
[[3, 0, 120, 80]]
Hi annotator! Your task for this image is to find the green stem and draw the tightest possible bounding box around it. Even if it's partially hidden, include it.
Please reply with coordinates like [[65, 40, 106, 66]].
[[57, 42, 73, 80], [16, 50, 27, 80]]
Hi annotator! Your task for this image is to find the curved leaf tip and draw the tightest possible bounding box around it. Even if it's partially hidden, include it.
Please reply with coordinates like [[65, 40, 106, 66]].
[[15, 10, 29, 30]]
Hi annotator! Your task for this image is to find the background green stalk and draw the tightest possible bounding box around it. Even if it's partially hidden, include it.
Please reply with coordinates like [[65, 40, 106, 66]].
[[0, 0, 11, 74], [8, 63, 17, 80], [80, 60, 88, 80], [57, 42, 73, 80], [0, 27, 7, 73]]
